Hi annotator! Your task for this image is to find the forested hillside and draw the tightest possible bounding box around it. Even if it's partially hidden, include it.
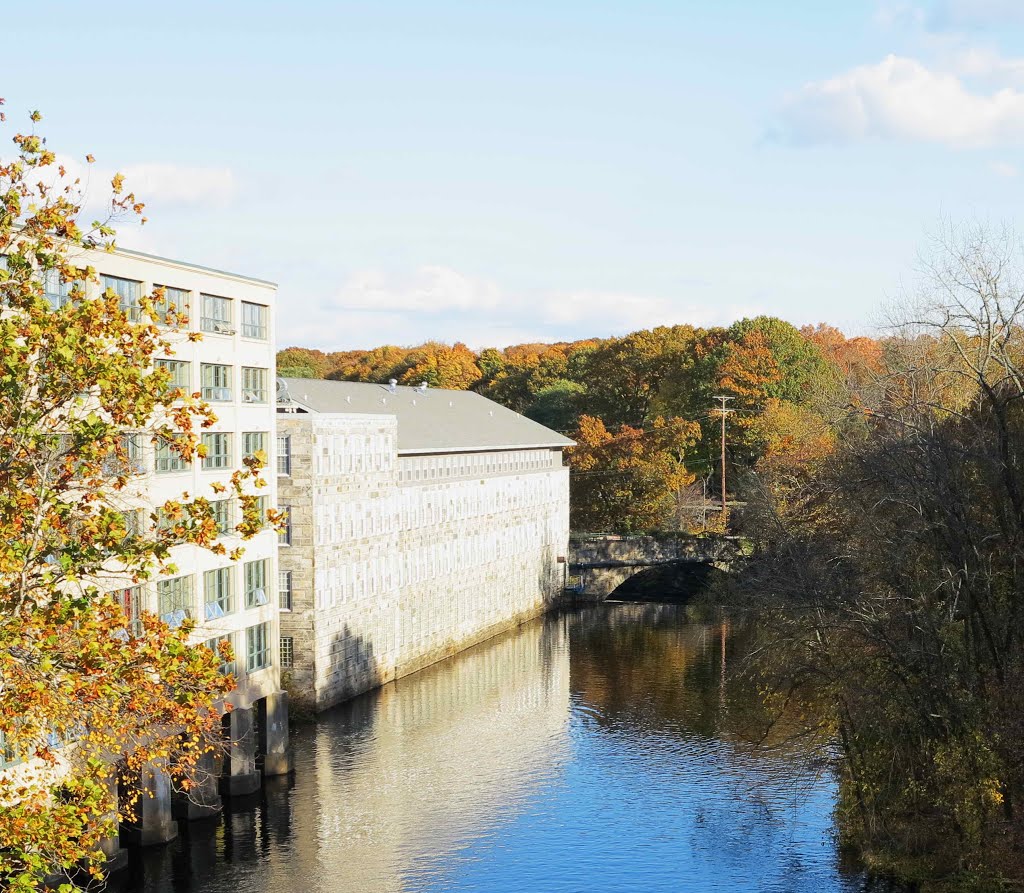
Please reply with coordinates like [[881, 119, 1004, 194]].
[[278, 318, 879, 532]]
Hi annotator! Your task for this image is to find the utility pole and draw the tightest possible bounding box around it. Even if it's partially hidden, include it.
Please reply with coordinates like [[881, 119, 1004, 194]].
[[712, 396, 734, 517]]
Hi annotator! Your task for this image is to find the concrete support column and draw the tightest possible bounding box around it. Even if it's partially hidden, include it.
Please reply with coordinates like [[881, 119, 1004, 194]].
[[172, 748, 223, 820], [258, 691, 293, 777], [223, 706, 260, 797], [121, 760, 178, 847]]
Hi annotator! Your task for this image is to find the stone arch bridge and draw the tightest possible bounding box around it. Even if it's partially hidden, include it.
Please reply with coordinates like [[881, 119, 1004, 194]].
[[567, 534, 742, 600]]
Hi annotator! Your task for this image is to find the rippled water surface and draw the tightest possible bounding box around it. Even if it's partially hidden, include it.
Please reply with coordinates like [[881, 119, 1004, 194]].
[[113, 604, 902, 893]]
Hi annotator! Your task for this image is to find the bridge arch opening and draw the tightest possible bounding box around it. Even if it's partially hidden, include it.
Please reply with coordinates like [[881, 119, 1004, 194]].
[[607, 560, 726, 604]]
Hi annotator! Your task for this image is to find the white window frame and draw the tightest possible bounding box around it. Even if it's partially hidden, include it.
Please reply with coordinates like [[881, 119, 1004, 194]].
[[277, 434, 291, 475], [241, 366, 268, 403], [246, 622, 270, 672], [157, 575, 193, 626], [155, 437, 188, 474], [243, 431, 268, 458], [201, 363, 232, 402], [241, 301, 268, 339], [153, 284, 189, 325], [205, 633, 236, 677], [156, 358, 191, 390], [210, 498, 232, 536], [201, 293, 233, 334], [102, 274, 143, 321], [244, 559, 269, 608], [203, 567, 234, 619], [280, 636, 294, 669], [201, 432, 232, 471], [278, 569, 293, 611]]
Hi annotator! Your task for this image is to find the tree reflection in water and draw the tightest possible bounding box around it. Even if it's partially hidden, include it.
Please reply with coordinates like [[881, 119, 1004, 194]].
[[108, 605, 910, 893]]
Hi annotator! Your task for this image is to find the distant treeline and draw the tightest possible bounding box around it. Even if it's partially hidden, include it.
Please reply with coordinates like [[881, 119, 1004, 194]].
[[278, 318, 881, 531]]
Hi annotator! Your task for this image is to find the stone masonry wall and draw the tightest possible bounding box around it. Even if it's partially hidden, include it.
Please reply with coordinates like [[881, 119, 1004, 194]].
[[277, 412, 571, 711]]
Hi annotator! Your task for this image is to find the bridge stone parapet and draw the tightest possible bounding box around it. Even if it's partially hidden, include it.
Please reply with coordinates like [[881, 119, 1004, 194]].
[[567, 533, 741, 600]]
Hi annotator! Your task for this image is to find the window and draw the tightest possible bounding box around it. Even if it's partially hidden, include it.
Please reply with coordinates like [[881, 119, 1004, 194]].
[[243, 431, 267, 459], [201, 294, 233, 333], [155, 437, 188, 473], [40, 269, 77, 309], [157, 575, 193, 627], [201, 433, 232, 470], [102, 274, 143, 321], [203, 567, 234, 620], [278, 505, 292, 546], [241, 301, 268, 339], [278, 570, 293, 611], [153, 285, 188, 325], [0, 730, 20, 769], [245, 559, 269, 608], [204, 633, 236, 676], [254, 495, 270, 528], [241, 367, 268, 403], [201, 363, 232, 402], [246, 622, 270, 672], [156, 359, 191, 390], [210, 498, 232, 536], [280, 636, 294, 669], [277, 434, 291, 475], [123, 508, 145, 540], [114, 585, 144, 637], [105, 433, 144, 476]]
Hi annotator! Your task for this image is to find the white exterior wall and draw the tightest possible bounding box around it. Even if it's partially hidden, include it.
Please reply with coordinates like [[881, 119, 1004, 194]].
[[87, 249, 282, 710], [277, 413, 570, 710]]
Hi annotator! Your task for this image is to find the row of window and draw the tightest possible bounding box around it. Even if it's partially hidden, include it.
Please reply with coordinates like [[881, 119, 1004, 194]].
[[1, 263, 270, 336], [153, 495, 271, 539], [397, 449, 561, 483], [155, 360, 270, 404], [203, 622, 273, 677], [149, 431, 279, 474], [100, 274, 269, 339], [115, 566, 292, 636]]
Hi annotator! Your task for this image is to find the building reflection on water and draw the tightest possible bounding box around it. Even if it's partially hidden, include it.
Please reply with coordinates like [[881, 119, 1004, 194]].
[[110, 606, 900, 893], [111, 616, 572, 893]]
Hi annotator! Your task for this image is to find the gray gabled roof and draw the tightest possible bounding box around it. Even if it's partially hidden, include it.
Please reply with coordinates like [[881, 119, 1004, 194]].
[[280, 378, 574, 454]]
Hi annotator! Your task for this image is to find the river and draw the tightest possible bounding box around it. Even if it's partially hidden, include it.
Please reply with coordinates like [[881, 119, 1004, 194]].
[[110, 603, 905, 893]]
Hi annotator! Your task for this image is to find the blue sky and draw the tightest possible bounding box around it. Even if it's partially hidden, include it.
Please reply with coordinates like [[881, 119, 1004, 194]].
[[4, 0, 1024, 349]]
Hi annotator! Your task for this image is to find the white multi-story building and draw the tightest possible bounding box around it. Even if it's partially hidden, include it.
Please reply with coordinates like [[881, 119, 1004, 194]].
[[68, 248, 289, 844], [276, 378, 573, 711], [0, 246, 288, 859]]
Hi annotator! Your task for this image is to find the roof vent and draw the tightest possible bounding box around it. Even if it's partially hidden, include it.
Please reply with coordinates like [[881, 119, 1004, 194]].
[[346, 395, 352, 403], [276, 377, 291, 404], [449, 400, 454, 407], [414, 382, 428, 394], [387, 379, 398, 393]]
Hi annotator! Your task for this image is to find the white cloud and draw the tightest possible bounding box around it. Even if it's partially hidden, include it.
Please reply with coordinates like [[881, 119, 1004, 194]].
[[278, 266, 750, 350], [947, 45, 1024, 85], [331, 265, 502, 314], [931, 0, 1024, 27], [120, 163, 236, 206], [29, 153, 237, 210], [772, 54, 1024, 148], [990, 160, 1018, 176]]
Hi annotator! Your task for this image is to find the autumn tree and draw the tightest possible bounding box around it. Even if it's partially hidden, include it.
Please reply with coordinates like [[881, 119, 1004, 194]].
[[579, 326, 698, 428], [738, 223, 1024, 886], [0, 106, 270, 890], [568, 415, 701, 533]]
